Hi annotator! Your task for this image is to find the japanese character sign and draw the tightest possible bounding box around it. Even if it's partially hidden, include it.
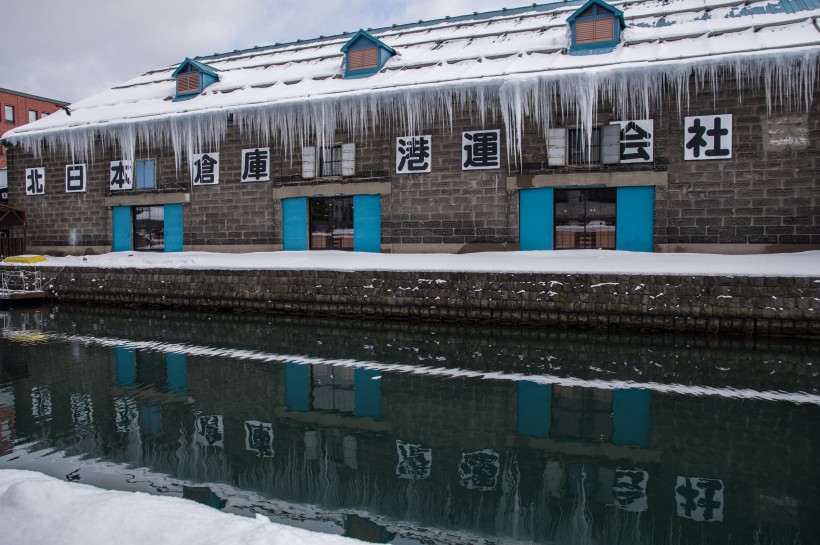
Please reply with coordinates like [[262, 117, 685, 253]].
[[194, 414, 224, 447], [241, 148, 270, 182], [110, 160, 133, 191], [65, 164, 87, 193], [614, 468, 649, 512], [395, 440, 433, 480], [618, 120, 654, 163], [25, 168, 45, 195], [244, 420, 274, 458], [70, 393, 94, 427], [685, 114, 732, 160], [396, 135, 432, 173], [192, 152, 220, 185], [462, 130, 501, 170], [114, 397, 138, 432], [458, 449, 500, 491], [676, 476, 724, 522]]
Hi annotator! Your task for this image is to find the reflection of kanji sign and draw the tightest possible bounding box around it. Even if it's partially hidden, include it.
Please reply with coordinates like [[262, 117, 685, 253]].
[[25, 168, 45, 195], [614, 468, 648, 512], [114, 397, 138, 432], [31, 386, 52, 421], [618, 120, 654, 163], [110, 160, 133, 190], [676, 476, 724, 522], [70, 393, 94, 427], [395, 440, 433, 480], [396, 136, 432, 173], [458, 449, 500, 491], [244, 420, 274, 458], [192, 152, 220, 185], [65, 164, 87, 192], [195, 414, 224, 447], [241, 148, 270, 182], [462, 130, 500, 170], [685, 115, 732, 160]]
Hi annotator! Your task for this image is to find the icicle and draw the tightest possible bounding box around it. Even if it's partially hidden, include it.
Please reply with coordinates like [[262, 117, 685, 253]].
[[5, 50, 818, 171]]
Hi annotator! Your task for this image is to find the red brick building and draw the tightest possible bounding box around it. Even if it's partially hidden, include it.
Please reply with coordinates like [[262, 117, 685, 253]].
[[0, 88, 69, 201]]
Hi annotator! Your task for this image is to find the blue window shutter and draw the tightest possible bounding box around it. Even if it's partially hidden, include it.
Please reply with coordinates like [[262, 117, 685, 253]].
[[519, 188, 553, 250], [115, 347, 136, 388], [112, 206, 132, 251], [164, 203, 183, 252], [354, 369, 381, 419], [139, 404, 162, 436], [135, 160, 156, 189], [612, 389, 651, 448], [516, 381, 552, 438], [284, 362, 310, 412], [353, 194, 381, 253], [166, 353, 187, 396], [282, 197, 308, 251], [616, 186, 654, 252]]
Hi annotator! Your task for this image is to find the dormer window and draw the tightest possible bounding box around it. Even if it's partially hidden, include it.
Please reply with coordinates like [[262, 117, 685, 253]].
[[341, 29, 396, 78], [567, 0, 625, 54], [172, 58, 220, 100]]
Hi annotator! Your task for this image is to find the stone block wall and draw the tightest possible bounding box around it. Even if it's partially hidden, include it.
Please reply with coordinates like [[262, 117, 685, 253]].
[[5, 75, 818, 253], [22, 265, 820, 337]]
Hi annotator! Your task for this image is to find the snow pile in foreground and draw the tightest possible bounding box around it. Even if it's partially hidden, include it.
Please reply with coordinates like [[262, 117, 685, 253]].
[[6, 249, 820, 277], [0, 469, 358, 545]]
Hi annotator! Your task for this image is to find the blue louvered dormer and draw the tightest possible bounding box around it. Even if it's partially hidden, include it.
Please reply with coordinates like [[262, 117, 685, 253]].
[[567, 0, 625, 55], [341, 29, 396, 78], [172, 58, 219, 101]]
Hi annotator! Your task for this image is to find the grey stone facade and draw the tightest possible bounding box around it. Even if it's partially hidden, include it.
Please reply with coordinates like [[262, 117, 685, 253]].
[[15, 264, 820, 337], [4, 75, 819, 254]]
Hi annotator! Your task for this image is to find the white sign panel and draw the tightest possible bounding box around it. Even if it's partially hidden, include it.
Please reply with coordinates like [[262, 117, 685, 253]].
[[676, 476, 724, 522], [192, 152, 220, 185], [110, 160, 133, 191], [462, 130, 501, 170], [25, 167, 45, 195], [241, 148, 270, 182], [395, 440, 433, 480], [614, 468, 649, 512], [65, 164, 87, 193], [244, 420, 274, 458], [396, 136, 432, 173], [458, 449, 500, 491], [194, 414, 224, 448], [684, 114, 732, 160], [618, 120, 654, 163]]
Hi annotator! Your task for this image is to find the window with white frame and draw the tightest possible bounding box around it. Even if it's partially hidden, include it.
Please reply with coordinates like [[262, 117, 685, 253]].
[[4, 105, 13, 123], [28, 110, 37, 123], [302, 144, 356, 178]]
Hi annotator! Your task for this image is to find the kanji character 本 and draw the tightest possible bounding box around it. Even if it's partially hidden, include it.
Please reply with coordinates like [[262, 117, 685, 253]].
[[241, 148, 270, 182], [193, 152, 219, 185], [685, 115, 732, 161], [66, 164, 86, 192], [462, 130, 500, 170], [620, 121, 652, 162], [26, 168, 44, 195], [396, 136, 432, 173], [109, 160, 132, 190]]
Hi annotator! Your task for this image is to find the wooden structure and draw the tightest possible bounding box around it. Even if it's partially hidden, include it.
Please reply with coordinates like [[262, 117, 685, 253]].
[[0, 204, 26, 259]]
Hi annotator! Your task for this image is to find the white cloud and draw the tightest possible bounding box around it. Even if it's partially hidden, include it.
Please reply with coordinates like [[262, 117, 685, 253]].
[[2, 0, 516, 102]]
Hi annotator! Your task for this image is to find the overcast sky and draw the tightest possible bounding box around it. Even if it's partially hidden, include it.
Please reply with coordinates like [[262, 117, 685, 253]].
[[3, 0, 521, 104]]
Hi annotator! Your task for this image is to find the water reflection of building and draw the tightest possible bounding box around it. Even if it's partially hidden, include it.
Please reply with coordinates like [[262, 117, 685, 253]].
[[1, 313, 817, 545], [0, 386, 15, 455]]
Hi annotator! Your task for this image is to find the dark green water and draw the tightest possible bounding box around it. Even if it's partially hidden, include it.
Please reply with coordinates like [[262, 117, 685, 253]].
[[1, 304, 818, 544]]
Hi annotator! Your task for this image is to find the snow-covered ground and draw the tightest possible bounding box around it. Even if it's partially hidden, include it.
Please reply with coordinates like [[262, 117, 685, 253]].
[[5, 249, 820, 277], [0, 469, 359, 545]]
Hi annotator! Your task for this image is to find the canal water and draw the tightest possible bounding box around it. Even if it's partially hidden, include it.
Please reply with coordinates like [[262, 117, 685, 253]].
[[0, 304, 817, 544]]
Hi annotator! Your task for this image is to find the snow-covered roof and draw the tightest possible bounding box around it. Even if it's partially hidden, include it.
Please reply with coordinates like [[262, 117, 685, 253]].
[[4, 0, 819, 164]]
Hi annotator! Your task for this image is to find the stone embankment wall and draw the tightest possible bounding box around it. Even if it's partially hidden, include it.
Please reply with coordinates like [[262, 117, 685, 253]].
[[18, 266, 820, 338]]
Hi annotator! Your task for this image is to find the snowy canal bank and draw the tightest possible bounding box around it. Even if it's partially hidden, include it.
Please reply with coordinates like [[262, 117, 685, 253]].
[[3, 250, 819, 338]]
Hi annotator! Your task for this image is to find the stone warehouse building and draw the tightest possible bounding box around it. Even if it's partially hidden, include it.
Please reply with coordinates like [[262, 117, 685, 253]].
[[1, 0, 818, 256]]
